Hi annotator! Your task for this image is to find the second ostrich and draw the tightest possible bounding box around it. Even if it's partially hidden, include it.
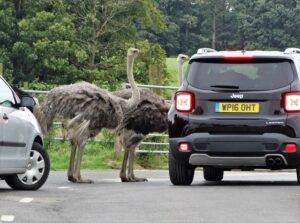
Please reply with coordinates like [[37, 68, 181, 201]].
[[113, 89, 169, 182], [112, 53, 189, 182], [34, 48, 140, 183], [177, 54, 190, 85]]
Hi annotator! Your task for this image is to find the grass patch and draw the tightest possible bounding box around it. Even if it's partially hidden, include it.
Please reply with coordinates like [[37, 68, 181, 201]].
[[47, 140, 122, 170], [45, 133, 169, 170], [136, 153, 168, 169]]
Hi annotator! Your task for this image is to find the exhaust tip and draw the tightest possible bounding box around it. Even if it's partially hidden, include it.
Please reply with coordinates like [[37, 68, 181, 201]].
[[266, 156, 285, 168], [266, 158, 275, 166], [275, 157, 283, 166]]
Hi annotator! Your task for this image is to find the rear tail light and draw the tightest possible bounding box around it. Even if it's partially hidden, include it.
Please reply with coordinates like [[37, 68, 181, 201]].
[[179, 143, 189, 152], [283, 92, 300, 112], [285, 144, 297, 153], [175, 92, 195, 112], [223, 55, 254, 61]]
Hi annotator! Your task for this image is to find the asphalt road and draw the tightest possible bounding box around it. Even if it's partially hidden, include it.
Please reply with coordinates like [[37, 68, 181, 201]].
[[0, 169, 300, 223]]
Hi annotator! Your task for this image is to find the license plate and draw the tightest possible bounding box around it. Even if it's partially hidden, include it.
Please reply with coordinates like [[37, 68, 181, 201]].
[[215, 102, 259, 113]]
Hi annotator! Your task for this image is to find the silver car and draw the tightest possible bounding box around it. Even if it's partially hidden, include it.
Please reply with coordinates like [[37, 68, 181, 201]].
[[0, 76, 50, 190]]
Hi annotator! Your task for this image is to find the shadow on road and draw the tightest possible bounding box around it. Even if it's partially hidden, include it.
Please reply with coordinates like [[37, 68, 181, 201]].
[[0, 188, 16, 193], [193, 180, 299, 186]]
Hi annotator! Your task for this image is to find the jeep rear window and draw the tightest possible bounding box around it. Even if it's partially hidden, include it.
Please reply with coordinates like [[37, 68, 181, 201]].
[[186, 59, 294, 90]]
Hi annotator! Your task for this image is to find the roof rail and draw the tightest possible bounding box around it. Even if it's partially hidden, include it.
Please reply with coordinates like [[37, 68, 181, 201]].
[[197, 48, 217, 54], [284, 48, 300, 54]]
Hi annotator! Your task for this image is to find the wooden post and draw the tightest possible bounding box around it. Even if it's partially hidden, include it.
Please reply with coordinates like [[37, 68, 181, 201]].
[[23, 81, 29, 89], [149, 64, 162, 95], [113, 134, 122, 159]]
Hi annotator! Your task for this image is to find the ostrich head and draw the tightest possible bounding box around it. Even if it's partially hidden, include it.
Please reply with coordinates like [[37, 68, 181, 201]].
[[176, 54, 190, 86], [127, 48, 140, 59], [176, 54, 190, 64]]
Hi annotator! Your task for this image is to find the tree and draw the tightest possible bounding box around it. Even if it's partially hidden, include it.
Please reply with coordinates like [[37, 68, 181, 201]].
[[231, 0, 300, 50], [143, 0, 236, 54], [0, 0, 18, 81], [17, 2, 84, 84], [142, 0, 209, 55], [0, 0, 167, 87]]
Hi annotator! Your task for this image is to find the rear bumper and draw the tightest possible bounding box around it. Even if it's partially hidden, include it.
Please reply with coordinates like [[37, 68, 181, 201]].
[[189, 154, 287, 167], [169, 133, 300, 168]]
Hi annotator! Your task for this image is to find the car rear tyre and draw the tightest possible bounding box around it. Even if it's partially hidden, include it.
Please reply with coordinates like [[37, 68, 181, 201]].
[[169, 153, 195, 185], [5, 142, 50, 190], [203, 167, 224, 181], [297, 167, 300, 184]]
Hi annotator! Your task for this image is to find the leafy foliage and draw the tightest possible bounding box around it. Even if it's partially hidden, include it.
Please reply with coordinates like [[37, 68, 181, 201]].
[[143, 0, 300, 55], [1, 0, 300, 88], [0, 0, 168, 89]]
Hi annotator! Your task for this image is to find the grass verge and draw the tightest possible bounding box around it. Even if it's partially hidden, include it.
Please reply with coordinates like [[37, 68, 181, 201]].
[[45, 135, 168, 170]]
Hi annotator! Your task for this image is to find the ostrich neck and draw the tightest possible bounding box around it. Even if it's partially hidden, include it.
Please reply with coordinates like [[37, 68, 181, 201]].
[[126, 56, 140, 108], [178, 62, 183, 86]]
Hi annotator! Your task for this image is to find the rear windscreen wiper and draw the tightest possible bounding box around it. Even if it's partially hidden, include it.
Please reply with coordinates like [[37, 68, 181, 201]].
[[210, 85, 239, 89]]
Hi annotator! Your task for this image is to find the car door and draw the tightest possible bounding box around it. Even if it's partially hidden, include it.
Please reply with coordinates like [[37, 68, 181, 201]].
[[0, 78, 28, 169], [0, 105, 3, 151]]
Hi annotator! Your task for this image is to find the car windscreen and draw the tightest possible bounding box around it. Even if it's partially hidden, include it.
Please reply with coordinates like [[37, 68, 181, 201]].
[[186, 59, 295, 91], [0, 78, 15, 105]]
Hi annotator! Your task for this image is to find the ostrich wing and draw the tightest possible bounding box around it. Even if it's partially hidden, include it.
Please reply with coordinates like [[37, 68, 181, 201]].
[[114, 89, 169, 134], [121, 100, 168, 135], [38, 82, 123, 133]]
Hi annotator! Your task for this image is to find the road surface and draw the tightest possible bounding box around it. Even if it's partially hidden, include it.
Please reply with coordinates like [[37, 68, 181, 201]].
[[0, 170, 299, 223]]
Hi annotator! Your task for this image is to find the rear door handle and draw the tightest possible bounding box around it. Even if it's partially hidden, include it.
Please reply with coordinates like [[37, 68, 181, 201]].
[[3, 113, 8, 120]]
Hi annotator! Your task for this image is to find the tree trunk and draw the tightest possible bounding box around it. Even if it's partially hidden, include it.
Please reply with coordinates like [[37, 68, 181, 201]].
[[88, 47, 96, 68], [212, 11, 216, 50], [14, 0, 24, 19], [0, 63, 3, 76]]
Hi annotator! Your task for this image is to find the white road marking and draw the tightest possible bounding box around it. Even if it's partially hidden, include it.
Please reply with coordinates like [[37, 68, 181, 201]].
[[1, 215, 15, 222], [58, 186, 71, 189], [19, 198, 33, 203]]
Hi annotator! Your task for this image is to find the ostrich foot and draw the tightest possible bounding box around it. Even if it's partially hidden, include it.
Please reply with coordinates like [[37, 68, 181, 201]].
[[121, 177, 130, 182], [77, 178, 94, 184], [68, 175, 76, 182], [68, 176, 94, 184], [127, 176, 148, 182]]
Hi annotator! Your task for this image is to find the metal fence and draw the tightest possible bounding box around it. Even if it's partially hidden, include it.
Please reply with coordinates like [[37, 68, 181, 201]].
[[25, 83, 178, 154]]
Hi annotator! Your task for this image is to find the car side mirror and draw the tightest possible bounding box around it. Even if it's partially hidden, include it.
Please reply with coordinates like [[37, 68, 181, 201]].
[[20, 96, 36, 111]]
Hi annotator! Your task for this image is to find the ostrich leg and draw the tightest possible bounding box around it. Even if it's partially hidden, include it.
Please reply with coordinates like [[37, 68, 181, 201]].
[[127, 147, 147, 182], [72, 142, 94, 183], [120, 148, 130, 182], [67, 140, 77, 182]]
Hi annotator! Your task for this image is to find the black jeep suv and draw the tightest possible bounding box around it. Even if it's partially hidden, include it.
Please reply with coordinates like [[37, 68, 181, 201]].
[[168, 48, 300, 185]]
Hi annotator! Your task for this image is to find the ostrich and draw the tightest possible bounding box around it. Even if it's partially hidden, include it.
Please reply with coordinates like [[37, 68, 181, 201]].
[[34, 48, 140, 183], [113, 89, 169, 182], [111, 53, 189, 182], [176, 54, 190, 85]]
